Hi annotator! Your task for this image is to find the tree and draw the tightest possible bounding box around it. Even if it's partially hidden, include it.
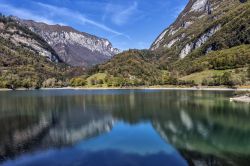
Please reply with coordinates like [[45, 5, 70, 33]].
[[247, 65, 250, 80], [42, 78, 57, 87], [221, 72, 231, 84], [90, 78, 96, 85], [22, 79, 33, 89], [70, 77, 86, 87], [202, 78, 209, 86], [221, 72, 234, 86], [161, 72, 169, 85], [96, 79, 104, 85]]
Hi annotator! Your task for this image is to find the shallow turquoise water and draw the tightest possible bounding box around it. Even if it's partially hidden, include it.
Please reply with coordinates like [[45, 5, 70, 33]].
[[0, 89, 249, 166]]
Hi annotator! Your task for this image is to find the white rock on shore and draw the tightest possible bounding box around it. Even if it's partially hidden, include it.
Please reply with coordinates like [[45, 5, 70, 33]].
[[230, 95, 250, 103]]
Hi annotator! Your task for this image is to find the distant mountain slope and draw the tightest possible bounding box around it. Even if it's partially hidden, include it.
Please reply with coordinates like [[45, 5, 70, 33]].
[[93, 50, 164, 86], [151, 0, 250, 67], [0, 16, 61, 62], [17, 19, 119, 67], [0, 15, 68, 89], [174, 45, 250, 74], [88, 0, 250, 87]]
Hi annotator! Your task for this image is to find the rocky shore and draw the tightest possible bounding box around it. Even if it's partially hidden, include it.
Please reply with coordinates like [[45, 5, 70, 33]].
[[230, 94, 250, 103]]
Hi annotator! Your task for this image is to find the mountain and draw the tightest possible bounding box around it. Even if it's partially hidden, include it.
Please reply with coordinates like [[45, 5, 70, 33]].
[[0, 15, 69, 89], [0, 14, 119, 89], [151, 0, 250, 67], [0, 16, 60, 62], [0, 108, 114, 160], [88, 0, 250, 87], [1, 0, 250, 88], [16, 18, 119, 67]]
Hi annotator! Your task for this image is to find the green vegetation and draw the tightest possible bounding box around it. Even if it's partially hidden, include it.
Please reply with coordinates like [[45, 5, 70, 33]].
[[152, 1, 250, 69], [0, 36, 68, 89], [92, 50, 165, 86], [70, 77, 86, 87], [173, 45, 250, 75], [180, 68, 248, 86], [86, 73, 107, 86], [85, 45, 250, 87], [201, 72, 241, 87], [83, 2, 250, 88], [1, 1, 250, 89], [0, 15, 76, 89], [247, 65, 250, 80], [0, 15, 59, 59]]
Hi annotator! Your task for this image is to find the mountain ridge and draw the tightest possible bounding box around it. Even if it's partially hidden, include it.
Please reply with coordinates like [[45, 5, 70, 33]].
[[1, 0, 250, 88], [0, 14, 70, 89], [87, 0, 250, 87], [151, 0, 249, 64], [14, 17, 120, 67]]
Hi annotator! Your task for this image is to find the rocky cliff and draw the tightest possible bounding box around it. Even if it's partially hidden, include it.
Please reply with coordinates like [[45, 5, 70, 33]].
[[151, 0, 249, 62], [18, 19, 119, 67], [0, 16, 60, 62], [0, 15, 69, 89]]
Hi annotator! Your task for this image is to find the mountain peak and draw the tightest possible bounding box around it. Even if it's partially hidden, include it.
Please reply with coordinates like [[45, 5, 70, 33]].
[[150, 0, 246, 60], [17, 18, 119, 67]]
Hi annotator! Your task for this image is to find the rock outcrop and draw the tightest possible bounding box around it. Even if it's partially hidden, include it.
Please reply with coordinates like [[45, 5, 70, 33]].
[[150, 0, 245, 60], [0, 17, 60, 62], [18, 19, 120, 67]]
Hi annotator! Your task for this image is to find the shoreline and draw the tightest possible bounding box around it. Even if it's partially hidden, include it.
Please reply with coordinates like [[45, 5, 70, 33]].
[[1, 87, 250, 91]]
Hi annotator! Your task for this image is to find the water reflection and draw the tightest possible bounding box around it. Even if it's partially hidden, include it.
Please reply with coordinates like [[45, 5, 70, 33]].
[[2, 122, 188, 166], [0, 90, 250, 166]]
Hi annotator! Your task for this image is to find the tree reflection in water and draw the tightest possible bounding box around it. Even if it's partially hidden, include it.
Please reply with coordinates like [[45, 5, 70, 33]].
[[0, 90, 250, 166]]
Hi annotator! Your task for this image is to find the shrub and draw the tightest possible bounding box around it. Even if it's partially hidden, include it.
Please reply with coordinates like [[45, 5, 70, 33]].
[[247, 65, 250, 80], [96, 79, 104, 85], [42, 78, 57, 87], [70, 77, 86, 87], [90, 78, 96, 85]]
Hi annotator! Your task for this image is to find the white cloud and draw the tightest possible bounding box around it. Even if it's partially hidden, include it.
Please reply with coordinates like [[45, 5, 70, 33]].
[[36, 2, 126, 37], [105, 2, 138, 26], [0, 2, 128, 38], [0, 3, 57, 25]]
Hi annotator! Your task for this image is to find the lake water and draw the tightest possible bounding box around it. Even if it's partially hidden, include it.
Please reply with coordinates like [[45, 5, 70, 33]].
[[0, 89, 250, 166]]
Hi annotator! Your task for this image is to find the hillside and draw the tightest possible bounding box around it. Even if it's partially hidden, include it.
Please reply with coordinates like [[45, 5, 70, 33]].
[[91, 50, 165, 86], [0, 15, 70, 89], [151, 0, 250, 67], [87, 0, 250, 87], [17, 18, 119, 67], [1, 0, 250, 88]]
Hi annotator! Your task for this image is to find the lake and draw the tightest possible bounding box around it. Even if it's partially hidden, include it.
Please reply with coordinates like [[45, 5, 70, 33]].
[[0, 89, 250, 166]]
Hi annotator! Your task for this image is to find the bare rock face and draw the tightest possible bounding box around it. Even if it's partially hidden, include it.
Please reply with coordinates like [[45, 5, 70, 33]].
[[179, 24, 221, 58], [0, 17, 60, 62], [18, 20, 119, 67], [150, 0, 243, 59]]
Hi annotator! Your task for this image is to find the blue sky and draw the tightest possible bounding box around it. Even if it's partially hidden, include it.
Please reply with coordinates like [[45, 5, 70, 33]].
[[0, 0, 188, 50]]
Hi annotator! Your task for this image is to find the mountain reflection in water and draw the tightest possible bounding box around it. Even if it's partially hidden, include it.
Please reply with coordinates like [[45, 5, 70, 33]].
[[0, 90, 250, 166]]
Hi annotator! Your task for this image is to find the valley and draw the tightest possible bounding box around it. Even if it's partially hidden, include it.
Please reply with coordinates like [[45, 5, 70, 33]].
[[0, 0, 250, 89]]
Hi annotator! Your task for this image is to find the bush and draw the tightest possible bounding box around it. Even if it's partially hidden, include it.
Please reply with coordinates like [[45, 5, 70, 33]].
[[90, 78, 96, 85], [96, 79, 104, 85], [247, 65, 250, 80], [201, 72, 242, 87], [173, 45, 250, 75], [70, 77, 86, 87], [221, 72, 233, 86], [42, 78, 57, 87]]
